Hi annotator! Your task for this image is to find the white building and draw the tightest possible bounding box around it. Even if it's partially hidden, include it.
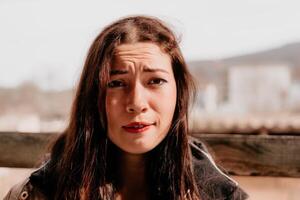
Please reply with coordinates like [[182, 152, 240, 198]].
[[228, 64, 291, 113]]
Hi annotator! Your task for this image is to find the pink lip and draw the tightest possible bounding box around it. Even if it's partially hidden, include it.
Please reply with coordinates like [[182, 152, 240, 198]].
[[122, 122, 155, 134], [124, 122, 154, 127]]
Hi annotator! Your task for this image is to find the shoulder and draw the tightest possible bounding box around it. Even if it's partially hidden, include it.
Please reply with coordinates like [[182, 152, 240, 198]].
[[3, 177, 47, 200], [188, 136, 249, 200]]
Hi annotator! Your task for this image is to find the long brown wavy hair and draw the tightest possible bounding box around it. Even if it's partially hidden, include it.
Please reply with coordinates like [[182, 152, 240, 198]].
[[47, 15, 200, 200]]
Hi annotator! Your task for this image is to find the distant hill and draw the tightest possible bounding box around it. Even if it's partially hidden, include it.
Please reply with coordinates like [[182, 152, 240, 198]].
[[224, 42, 300, 66], [188, 41, 300, 68], [188, 41, 300, 83], [0, 82, 74, 120]]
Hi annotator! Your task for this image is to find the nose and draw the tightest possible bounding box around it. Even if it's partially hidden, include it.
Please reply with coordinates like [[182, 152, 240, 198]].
[[126, 83, 148, 114]]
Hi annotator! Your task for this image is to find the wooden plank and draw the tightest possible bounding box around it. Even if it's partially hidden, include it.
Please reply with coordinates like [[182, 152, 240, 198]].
[[1, 132, 300, 177], [191, 126, 300, 135], [193, 133, 300, 177], [0, 132, 56, 168]]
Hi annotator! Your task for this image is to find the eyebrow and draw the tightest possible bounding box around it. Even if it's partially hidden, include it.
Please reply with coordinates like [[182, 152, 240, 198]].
[[110, 68, 169, 76]]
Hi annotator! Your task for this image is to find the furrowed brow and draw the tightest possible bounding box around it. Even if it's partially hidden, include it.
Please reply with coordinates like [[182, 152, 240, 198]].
[[109, 68, 169, 76], [143, 68, 169, 74], [110, 69, 128, 76]]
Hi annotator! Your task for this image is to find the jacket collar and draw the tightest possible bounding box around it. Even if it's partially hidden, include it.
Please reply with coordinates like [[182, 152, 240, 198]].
[[188, 136, 240, 199]]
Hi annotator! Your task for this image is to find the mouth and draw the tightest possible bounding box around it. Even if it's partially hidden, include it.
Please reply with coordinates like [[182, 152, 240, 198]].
[[122, 122, 155, 134]]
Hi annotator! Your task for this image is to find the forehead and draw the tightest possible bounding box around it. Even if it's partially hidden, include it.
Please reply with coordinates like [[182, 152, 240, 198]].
[[112, 42, 171, 68]]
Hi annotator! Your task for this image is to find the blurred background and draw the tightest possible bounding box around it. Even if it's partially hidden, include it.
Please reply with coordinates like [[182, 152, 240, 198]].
[[1, 0, 300, 199]]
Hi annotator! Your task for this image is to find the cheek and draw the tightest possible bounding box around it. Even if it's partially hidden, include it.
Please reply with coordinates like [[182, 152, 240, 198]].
[[105, 94, 122, 126], [155, 83, 177, 122], [105, 95, 123, 144]]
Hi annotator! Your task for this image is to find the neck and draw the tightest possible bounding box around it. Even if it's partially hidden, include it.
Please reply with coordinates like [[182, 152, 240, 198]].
[[119, 152, 146, 187], [116, 151, 149, 199]]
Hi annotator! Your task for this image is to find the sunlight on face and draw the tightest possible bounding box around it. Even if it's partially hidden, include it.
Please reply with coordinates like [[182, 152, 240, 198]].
[[105, 42, 177, 154]]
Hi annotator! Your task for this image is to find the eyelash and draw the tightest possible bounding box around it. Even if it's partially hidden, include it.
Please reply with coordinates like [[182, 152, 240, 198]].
[[107, 80, 126, 88], [107, 78, 167, 88], [148, 78, 167, 85]]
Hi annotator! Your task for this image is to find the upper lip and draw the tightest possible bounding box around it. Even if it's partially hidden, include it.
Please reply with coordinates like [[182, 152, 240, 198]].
[[123, 122, 155, 128]]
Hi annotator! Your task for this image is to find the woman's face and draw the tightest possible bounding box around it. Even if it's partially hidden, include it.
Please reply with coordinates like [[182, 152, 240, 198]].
[[105, 42, 177, 154]]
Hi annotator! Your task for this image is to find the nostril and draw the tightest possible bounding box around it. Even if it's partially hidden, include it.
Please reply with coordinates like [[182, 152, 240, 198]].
[[126, 104, 148, 113]]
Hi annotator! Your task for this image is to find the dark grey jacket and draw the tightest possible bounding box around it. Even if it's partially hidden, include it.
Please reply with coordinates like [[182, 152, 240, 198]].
[[189, 137, 249, 199], [4, 137, 249, 200]]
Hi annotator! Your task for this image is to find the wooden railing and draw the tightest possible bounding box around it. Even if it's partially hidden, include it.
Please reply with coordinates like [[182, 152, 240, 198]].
[[1, 131, 300, 177]]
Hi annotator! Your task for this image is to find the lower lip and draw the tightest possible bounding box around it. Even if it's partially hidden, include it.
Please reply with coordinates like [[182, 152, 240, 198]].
[[123, 125, 151, 134]]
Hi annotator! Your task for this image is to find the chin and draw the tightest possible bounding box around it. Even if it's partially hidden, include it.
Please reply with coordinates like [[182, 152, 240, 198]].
[[120, 143, 157, 154]]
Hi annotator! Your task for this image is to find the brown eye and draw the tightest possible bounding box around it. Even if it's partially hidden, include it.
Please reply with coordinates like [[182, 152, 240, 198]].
[[107, 80, 126, 88], [148, 78, 167, 85]]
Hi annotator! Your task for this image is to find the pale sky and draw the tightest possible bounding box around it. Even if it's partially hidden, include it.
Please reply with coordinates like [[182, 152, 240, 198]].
[[1, 0, 300, 90]]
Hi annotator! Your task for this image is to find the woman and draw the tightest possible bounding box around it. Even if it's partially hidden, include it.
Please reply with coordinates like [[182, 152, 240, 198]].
[[4, 16, 248, 200]]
